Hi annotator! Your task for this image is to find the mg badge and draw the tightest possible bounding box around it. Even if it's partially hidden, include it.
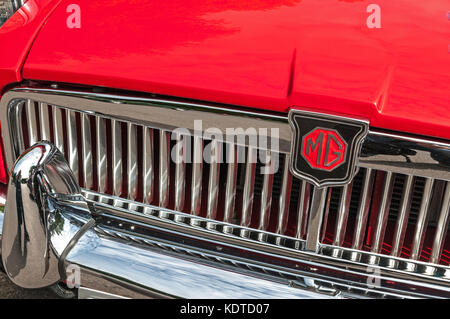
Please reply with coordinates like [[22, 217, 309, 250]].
[[288, 110, 369, 188]]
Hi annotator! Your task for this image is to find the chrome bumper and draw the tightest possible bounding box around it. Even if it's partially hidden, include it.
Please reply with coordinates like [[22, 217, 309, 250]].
[[0, 142, 339, 298]]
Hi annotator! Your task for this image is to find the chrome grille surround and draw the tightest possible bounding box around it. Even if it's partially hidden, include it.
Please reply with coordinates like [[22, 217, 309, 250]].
[[1, 85, 450, 297]]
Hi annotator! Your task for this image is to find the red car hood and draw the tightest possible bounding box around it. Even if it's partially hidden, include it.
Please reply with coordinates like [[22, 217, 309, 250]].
[[23, 0, 450, 140]]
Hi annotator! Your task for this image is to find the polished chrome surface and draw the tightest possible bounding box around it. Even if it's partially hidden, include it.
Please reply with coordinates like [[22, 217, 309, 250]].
[[97, 116, 108, 193], [191, 136, 203, 215], [66, 109, 79, 182], [112, 119, 123, 196], [143, 127, 154, 204], [333, 183, 353, 247], [241, 147, 257, 228], [39, 102, 51, 142], [159, 131, 170, 208], [306, 187, 327, 252], [296, 181, 311, 239], [430, 182, 450, 264], [127, 123, 138, 200], [174, 133, 186, 212], [259, 150, 274, 231], [1, 142, 93, 288], [81, 113, 94, 189], [224, 143, 238, 224], [25, 99, 38, 145], [391, 175, 414, 257], [352, 168, 375, 250], [277, 155, 292, 235], [371, 171, 395, 254], [411, 178, 435, 260], [206, 139, 220, 220], [53, 105, 65, 155]]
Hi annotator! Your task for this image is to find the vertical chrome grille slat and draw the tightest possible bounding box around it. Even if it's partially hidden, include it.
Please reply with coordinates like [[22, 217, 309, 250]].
[[371, 171, 395, 254], [305, 187, 327, 252], [143, 127, 154, 204], [224, 143, 238, 223], [333, 183, 353, 247], [206, 139, 221, 220], [411, 178, 435, 260], [276, 155, 292, 235], [259, 150, 274, 231], [191, 136, 203, 215], [174, 133, 186, 212], [81, 113, 93, 189], [127, 123, 138, 200], [39, 102, 51, 142], [159, 131, 170, 208], [391, 175, 414, 257], [52, 105, 65, 154], [296, 181, 311, 239], [112, 120, 123, 196], [352, 168, 375, 250], [66, 109, 78, 181], [241, 147, 257, 228], [25, 99, 38, 146], [430, 182, 450, 264], [96, 116, 107, 193]]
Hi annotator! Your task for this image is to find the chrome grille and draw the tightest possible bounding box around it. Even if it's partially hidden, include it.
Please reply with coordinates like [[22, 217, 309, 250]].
[[7, 94, 450, 270]]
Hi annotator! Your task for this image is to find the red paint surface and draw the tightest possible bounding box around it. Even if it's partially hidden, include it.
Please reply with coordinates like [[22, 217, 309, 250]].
[[19, 0, 450, 140], [0, 0, 61, 92]]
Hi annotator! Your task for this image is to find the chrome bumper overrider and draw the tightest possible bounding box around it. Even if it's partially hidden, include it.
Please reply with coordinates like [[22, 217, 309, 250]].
[[1, 142, 449, 298]]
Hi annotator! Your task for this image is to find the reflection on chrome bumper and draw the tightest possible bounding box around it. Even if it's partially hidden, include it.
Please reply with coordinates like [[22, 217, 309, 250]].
[[0, 142, 339, 298]]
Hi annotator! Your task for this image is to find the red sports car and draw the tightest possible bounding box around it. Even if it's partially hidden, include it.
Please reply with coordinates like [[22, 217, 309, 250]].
[[0, 0, 449, 299]]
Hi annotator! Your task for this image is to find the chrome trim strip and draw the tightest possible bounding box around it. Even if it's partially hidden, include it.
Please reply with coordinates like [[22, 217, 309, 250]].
[[371, 171, 395, 254], [277, 155, 292, 235], [39, 102, 51, 142], [224, 143, 238, 224], [81, 113, 94, 189], [112, 119, 123, 196], [430, 182, 450, 264], [68, 226, 338, 299], [259, 150, 274, 232], [127, 123, 138, 200], [206, 139, 220, 220], [25, 99, 38, 145], [296, 181, 311, 239], [143, 127, 154, 204], [241, 147, 257, 229], [352, 168, 375, 251], [411, 178, 435, 260], [53, 105, 65, 155], [191, 136, 203, 215], [66, 109, 79, 182], [305, 187, 327, 252], [334, 183, 353, 247], [391, 175, 414, 257], [1, 142, 93, 288], [174, 133, 186, 212], [96, 116, 107, 193], [159, 131, 170, 208]]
